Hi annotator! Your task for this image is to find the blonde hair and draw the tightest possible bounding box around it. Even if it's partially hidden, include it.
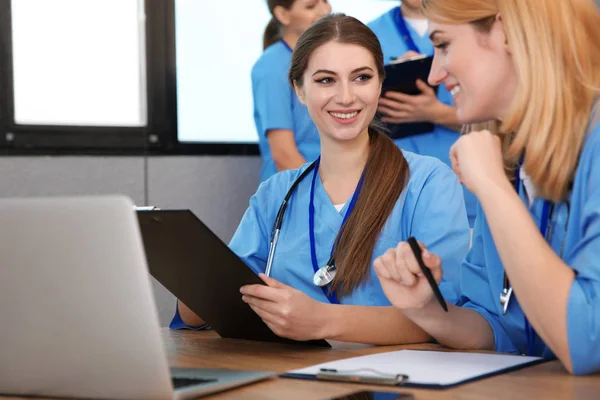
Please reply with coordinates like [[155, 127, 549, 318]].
[[422, 0, 600, 202]]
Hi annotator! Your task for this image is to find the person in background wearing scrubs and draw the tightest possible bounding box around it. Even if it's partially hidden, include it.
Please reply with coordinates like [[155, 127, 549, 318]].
[[173, 14, 470, 345], [252, 0, 331, 183], [368, 0, 477, 226], [374, 0, 600, 375]]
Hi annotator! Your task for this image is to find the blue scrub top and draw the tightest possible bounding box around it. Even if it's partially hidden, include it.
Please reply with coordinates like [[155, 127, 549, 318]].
[[368, 8, 477, 226], [251, 41, 321, 183], [458, 118, 600, 375], [171, 150, 470, 329], [230, 150, 469, 306]]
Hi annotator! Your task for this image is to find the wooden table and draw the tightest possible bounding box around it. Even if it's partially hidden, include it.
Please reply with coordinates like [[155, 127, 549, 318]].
[[2, 329, 599, 399], [163, 330, 600, 400]]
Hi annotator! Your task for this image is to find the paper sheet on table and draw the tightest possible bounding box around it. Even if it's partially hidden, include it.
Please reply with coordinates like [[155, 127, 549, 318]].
[[286, 350, 543, 388]]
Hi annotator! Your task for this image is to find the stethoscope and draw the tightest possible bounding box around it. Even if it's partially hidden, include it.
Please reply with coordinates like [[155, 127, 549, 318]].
[[264, 161, 317, 279], [499, 202, 555, 316], [499, 161, 570, 356], [502, 102, 596, 318], [264, 158, 365, 292]]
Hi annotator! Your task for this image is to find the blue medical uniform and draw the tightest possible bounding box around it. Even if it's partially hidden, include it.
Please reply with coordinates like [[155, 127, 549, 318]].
[[368, 8, 477, 226], [171, 151, 470, 329], [458, 117, 600, 375], [251, 40, 320, 183], [231, 150, 468, 306]]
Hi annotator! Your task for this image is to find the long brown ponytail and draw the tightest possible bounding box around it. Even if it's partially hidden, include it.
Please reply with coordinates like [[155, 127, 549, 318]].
[[289, 14, 410, 297], [331, 128, 408, 297]]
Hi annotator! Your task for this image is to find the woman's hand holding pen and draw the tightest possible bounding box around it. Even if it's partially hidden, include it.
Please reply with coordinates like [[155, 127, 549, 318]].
[[449, 130, 508, 196], [240, 274, 327, 341], [374, 241, 443, 310]]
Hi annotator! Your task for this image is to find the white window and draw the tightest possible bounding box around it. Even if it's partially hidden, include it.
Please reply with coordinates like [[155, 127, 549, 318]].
[[11, 0, 147, 127]]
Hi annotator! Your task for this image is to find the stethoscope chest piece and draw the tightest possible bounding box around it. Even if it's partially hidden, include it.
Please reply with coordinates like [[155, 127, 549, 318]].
[[313, 264, 336, 287]]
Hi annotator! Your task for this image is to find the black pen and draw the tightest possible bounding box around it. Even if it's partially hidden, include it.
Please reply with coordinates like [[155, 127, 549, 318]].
[[407, 237, 448, 312]]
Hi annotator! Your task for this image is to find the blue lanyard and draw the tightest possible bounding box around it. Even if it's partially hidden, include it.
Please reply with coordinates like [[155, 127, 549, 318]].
[[280, 39, 293, 53], [308, 157, 365, 304], [392, 7, 419, 53], [514, 162, 552, 356]]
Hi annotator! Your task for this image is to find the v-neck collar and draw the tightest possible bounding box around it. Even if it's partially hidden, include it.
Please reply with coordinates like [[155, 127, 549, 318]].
[[313, 172, 346, 233]]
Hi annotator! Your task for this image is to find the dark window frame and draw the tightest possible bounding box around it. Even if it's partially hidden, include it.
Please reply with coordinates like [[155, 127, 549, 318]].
[[0, 0, 259, 156]]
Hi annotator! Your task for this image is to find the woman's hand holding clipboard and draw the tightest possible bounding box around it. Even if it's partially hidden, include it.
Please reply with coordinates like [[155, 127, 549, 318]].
[[377, 53, 442, 137]]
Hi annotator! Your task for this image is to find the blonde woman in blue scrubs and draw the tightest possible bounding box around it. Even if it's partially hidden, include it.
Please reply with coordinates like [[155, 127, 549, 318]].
[[374, 0, 600, 375], [252, 0, 331, 182], [173, 14, 470, 345], [368, 0, 477, 226]]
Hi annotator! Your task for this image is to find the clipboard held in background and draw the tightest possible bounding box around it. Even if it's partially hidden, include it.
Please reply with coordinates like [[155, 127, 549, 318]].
[[380, 55, 438, 139]]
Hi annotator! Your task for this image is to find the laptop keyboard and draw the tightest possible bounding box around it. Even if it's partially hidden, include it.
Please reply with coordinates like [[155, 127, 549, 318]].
[[171, 377, 217, 389]]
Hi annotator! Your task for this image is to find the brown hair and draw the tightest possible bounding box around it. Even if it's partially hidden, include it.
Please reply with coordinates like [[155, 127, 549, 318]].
[[422, 0, 600, 202], [289, 14, 409, 297], [263, 0, 296, 50]]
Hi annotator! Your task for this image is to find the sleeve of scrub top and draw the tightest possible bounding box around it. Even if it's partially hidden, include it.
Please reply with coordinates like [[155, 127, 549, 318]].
[[253, 67, 295, 137], [566, 132, 600, 375], [411, 163, 470, 305], [457, 204, 519, 354], [169, 300, 210, 330], [228, 181, 273, 275]]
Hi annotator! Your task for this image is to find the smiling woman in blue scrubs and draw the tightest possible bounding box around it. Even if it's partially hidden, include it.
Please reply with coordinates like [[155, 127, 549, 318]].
[[174, 14, 470, 345], [252, 0, 331, 182], [373, 0, 600, 375], [368, 1, 477, 226]]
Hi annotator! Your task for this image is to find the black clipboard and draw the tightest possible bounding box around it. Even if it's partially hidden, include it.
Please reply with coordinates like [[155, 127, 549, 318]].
[[380, 55, 437, 139], [137, 209, 331, 348]]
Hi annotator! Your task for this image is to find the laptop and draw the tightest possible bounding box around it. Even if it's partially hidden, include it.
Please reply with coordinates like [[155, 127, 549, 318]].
[[0, 195, 274, 400], [136, 209, 330, 348]]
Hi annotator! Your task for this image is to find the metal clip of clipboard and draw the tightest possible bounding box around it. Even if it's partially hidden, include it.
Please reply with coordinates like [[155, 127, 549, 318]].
[[317, 368, 409, 386], [134, 206, 161, 211]]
